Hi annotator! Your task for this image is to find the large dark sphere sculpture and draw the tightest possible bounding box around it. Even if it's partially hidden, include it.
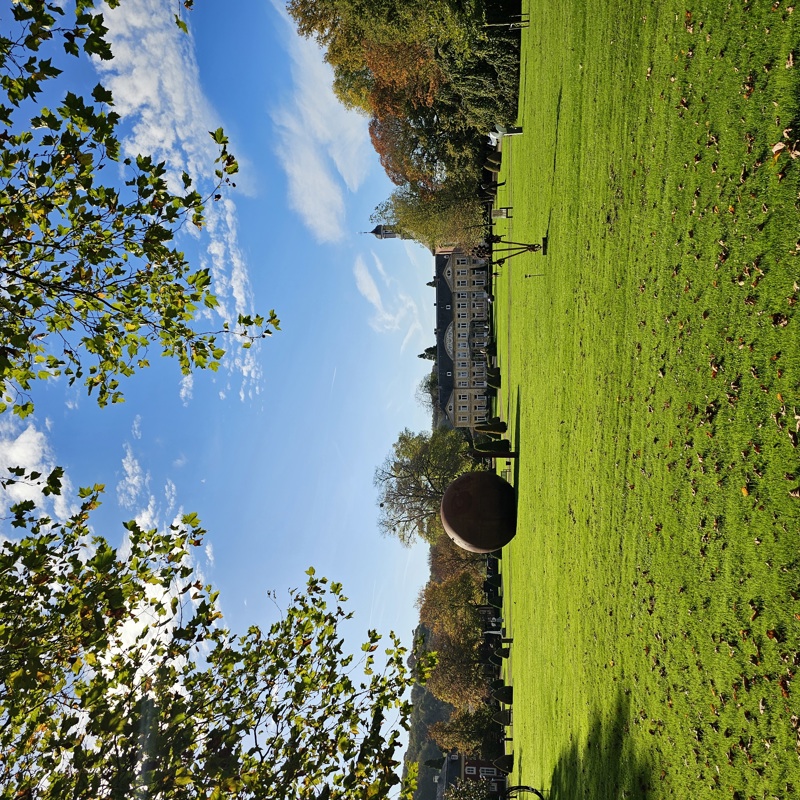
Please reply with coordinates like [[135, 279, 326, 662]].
[[440, 472, 517, 553]]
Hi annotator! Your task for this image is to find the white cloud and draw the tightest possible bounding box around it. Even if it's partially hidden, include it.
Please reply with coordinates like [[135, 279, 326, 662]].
[[133, 494, 159, 531], [164, 479, 177, 513], [131, 414, 142, 440], [0, 418, 77, 530], [116, 443, 150, 509], [179, 373, 194, 406], [269, 2, 371, 242], [95, 0, 262, 399], [353, 253, 422, 342]]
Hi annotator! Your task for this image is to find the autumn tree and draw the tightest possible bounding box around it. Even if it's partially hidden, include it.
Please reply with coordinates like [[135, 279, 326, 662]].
[[430, 708, 495, 756], [373, 178, 486, 251], [0, 471, 433, 800], [417, 570, 483, 644], [0, 0, 277, 416], [374, 427, 471, 545], [416, 568, 485, 710], [427, 533, 484, 585], [423, 634, 485, 710]]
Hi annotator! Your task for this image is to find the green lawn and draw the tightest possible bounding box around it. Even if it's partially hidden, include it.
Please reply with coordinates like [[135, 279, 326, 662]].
[[497, 1, 800, 797]]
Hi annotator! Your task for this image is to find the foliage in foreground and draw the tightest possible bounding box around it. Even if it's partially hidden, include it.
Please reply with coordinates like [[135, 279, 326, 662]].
[[0, 472, 431, 799], [0, 0, 278, 417]]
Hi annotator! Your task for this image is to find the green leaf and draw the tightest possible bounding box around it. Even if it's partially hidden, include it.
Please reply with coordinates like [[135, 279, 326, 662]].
[[91, 83, 113, 104]]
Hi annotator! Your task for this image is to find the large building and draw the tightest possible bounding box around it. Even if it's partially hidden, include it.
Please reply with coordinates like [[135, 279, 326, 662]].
[[432, 249, 491, 429], [433, 751, 507, 800]]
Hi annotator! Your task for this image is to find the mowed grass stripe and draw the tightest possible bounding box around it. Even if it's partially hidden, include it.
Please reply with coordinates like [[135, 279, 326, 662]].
[[497, 1, 800, 798]]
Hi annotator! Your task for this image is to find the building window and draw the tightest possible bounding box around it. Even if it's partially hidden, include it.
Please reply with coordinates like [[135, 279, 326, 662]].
[[457, 312, 467, 319], [446, 371, 452, 377], [457, 333, 467, 340], [465, 767, 476, 776], [458, 371, 467, 378], [475, 415, 487, 422], [457, 381, 468, 387], [457, 322, 468, 329], [458, 415, 468, 423], [473, 278, 485, 286], [458, 393, 467, 400], [479, 768, 496, 777], [457, 302, 467, 309], [456, 280, 467, 287], [458, 404, 467, 412]]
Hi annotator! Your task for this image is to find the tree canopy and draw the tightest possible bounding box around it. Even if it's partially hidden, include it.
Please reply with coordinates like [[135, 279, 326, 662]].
[[286, 0, 520, 250], [0, 0, 278, 417], [0, 470, 433, 800], [373, 178, 487, 252], [374, 427, 471, 545]]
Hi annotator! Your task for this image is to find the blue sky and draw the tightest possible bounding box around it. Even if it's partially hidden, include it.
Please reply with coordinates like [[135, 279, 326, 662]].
[[0, 0, 436, 651]]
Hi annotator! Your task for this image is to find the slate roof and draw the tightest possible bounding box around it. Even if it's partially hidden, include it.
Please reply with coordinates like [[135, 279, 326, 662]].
[[434, 253, 454, 417]]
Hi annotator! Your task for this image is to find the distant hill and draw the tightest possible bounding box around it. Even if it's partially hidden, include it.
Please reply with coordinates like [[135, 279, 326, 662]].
[[403, 627, 454, 800]]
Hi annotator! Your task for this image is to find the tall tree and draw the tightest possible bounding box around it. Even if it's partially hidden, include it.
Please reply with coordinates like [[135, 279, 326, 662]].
[[430, 709, 495, 757], [423, 634, 485, 710], [417, 346, 437, 361], [0, 0, 277, 416], [374, 427, 471, 545], [427, 534, 484, 587], [415, 369, 438, 413], [0, 470, 433, 800], [373, 178, 486, 251], [417, 570, 483, 644]]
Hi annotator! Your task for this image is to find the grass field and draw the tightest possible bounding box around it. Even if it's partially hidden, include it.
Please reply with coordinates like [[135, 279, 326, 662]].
[[495, 1, 800, 797]]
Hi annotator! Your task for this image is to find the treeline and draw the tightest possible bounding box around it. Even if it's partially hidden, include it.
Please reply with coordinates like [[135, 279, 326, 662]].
[[287, 0, 521, 249], [373, 426, 511, 787], [403, 534, 504, 800], [418, 536, 501, 752]]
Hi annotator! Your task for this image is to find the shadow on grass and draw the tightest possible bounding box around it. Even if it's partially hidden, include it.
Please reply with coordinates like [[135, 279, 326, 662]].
[[513, 385, 521, 487], [544, 86, 563, 242], [546, 691, 653, 800]]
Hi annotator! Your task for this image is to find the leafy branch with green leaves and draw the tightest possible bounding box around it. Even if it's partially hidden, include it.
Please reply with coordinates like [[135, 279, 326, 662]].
[[0, 469, 435, 800], [0, 0, 279, 417]]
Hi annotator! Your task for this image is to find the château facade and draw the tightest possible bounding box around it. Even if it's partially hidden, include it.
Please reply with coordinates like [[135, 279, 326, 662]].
[[366, 226, 491, 430], [432, 249, 490, 429]]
